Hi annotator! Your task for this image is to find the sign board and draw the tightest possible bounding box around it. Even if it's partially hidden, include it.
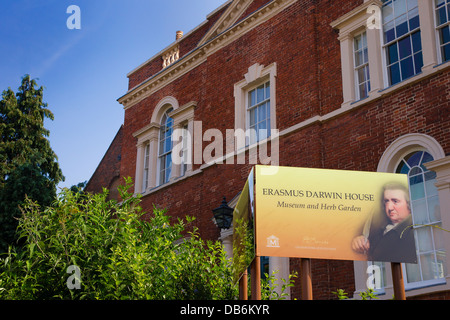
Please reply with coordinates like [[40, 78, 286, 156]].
[[255, 165, 417, 263]]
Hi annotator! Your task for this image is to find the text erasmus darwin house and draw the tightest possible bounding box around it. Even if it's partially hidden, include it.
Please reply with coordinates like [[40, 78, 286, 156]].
[[85, 0, 450, 300]]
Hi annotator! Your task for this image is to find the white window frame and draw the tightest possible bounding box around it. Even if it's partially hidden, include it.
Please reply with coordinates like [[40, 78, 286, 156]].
[[133, 97, 195, 195], [234, 63, 277, 148], [332, 0, 448, 109]]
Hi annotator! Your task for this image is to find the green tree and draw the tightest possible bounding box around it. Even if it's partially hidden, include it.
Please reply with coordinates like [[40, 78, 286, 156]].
[[0, 75, 63, 253]]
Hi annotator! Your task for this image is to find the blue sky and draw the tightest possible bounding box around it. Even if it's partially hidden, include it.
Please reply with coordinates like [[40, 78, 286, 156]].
[[0, 0, 227, 189]]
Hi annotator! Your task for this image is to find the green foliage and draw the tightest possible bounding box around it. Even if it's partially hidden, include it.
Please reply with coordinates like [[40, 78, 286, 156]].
[[0, 178, 237, 300], [261, 270, 298, 300], [232, 218, 255, 284], [358, 288, 378, 300], [0, 75, 63, 253], [332, 288, 349, 300], [332, 288, 379, 300]]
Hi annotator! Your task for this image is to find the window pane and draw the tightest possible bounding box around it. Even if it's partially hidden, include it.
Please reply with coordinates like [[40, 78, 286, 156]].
[[442, 25, 450, 44], [258, 102, 266, 121], [436, 250, 447, 278], [257, 85, 265, 103], [248, 82, 270, 144], [359, 84, 367, 99], [448, 2, 450, 22], [394, 0, 407, 16], [358, 67, 366, 83], [249, 108, 256, 127], [414, 52, 423, 74], [410, 174, 425, 199], [443, 42, 450, 62], [355, 50, 363, 67], [428, 196, 441, 221], [405, 262, 421, 283], [407, 0, 418, 10], [389, 63, 401, 85], [258, 124, 268, 141], [416, 227, 434, 252], [396, 14, 409, 38], [384, 20, 396, 43], [437, 5, 447, 25], [398, 36, 412, 59], [409, 166, 422, 175], [421, 151, 434, 165], [400, 56, 414, 79], [411, 31, 422, 52], [406, 150, 422, 167], [412, 199, 428, 224], [166, 155, 172, 181], [366, 67, 371, 91], [388, 44, 399, 63], [433, 226, 445, 251], [354, 34, 363, 51], [396, 160, 410, 174], [408, 7, 420, 30], [425, 170, 438, 196], [383, 2, 394, 23], [249, 90, 256, 107], [435, 0, 445, 7], [420, 252, 439, 281]]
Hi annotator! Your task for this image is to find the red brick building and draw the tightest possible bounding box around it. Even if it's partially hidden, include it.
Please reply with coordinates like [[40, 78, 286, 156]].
[[86, 0, 450, 299]]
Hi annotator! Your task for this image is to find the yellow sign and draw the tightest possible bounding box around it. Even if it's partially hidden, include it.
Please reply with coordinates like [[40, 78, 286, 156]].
[[255, 165, 417, 263]]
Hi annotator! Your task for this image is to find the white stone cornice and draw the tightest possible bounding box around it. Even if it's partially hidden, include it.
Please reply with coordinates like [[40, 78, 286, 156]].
[[118, 48, 207, 110], [330, 0, 383, 31], [132, 122, 160, 140]]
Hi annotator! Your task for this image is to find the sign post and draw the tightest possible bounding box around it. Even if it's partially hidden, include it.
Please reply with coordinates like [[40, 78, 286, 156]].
[[250, 256, 261, 300], [239, 271, 248, 300], [391, 262, 406, 300], [301, 258, 313, 300]]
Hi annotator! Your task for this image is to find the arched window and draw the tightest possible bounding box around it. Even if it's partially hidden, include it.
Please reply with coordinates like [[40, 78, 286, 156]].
[[396, 151, 446, 287], [158, 108, 174, 185]]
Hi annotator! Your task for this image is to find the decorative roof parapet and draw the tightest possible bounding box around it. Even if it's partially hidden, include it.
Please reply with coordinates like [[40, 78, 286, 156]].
[[162, 45, 180, 69]]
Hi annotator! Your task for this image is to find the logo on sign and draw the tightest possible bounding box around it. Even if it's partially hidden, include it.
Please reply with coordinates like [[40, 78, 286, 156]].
[[266, 235, 280, 248]]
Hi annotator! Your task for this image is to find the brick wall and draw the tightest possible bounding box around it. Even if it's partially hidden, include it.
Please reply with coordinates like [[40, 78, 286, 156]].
[[89, 0, 450, 300], [85, 125, 123, 200]]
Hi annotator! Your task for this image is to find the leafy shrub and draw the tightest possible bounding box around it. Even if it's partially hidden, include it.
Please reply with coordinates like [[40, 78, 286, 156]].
[[0, 178, 237, 300]]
